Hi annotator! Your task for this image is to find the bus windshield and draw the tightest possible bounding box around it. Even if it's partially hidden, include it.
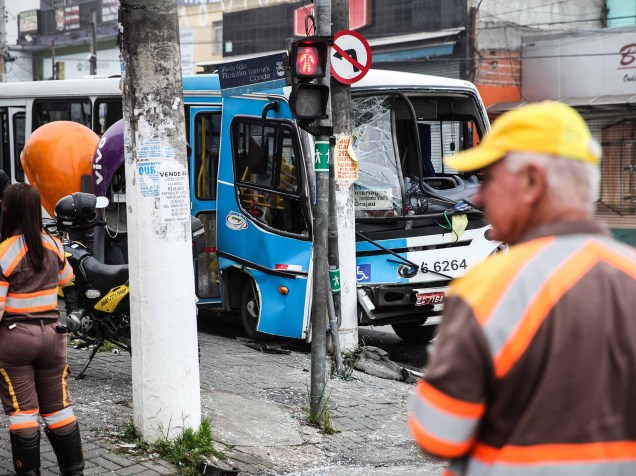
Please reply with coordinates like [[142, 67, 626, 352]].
[[351, 92, 486, 220]]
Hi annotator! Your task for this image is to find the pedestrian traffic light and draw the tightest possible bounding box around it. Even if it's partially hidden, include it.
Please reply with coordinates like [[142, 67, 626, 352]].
[[290, 38, 328, 80], [289, 36, 331, 125]]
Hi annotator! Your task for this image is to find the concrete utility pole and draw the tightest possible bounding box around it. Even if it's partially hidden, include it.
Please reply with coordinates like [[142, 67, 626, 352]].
[[89, 9, 97, 76], [310, 0, 331, 421], [331, 0, 358, 352], [119, 0, 201, 442]]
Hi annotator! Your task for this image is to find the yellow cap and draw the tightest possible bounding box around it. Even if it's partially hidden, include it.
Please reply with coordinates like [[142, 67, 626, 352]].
[[444, 101, 600, 172]]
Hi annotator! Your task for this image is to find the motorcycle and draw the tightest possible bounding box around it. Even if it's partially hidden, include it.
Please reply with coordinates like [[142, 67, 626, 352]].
[[46, 192, 204, 379]]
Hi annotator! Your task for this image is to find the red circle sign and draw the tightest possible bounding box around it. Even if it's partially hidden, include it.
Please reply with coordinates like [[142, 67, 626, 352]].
[[330, 30, 372, 85]]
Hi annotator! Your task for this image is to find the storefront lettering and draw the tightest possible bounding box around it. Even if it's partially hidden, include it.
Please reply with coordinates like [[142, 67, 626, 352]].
[[620, 43, 636, 67], [623, 73, 636, 82]]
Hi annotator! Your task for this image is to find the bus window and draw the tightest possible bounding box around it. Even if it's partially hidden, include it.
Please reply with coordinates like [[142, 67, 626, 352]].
[[33, 99, 91, 131], [0, 111, 10, 176], [194, 112, 221, 200], [13, 112, 25, 182], [233, 120, 308, 237], [95, 99, 123, 135]]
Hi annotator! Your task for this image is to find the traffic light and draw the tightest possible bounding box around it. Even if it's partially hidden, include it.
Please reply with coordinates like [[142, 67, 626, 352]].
[[289, 36, 331, 123]]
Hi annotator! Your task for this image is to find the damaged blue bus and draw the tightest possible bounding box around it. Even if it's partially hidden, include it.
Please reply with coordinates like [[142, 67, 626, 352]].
[[0, 69, 500, 342]]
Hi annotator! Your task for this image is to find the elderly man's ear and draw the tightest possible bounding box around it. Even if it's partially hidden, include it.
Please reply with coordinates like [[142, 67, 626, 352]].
[[521, 163, 547, 205]]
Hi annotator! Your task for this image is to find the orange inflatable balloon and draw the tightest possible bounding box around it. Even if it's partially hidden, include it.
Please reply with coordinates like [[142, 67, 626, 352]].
[[20, 121, 99, 216]]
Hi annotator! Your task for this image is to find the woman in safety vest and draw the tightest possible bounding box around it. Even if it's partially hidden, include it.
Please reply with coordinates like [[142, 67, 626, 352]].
[[0, 183, 84, 475]]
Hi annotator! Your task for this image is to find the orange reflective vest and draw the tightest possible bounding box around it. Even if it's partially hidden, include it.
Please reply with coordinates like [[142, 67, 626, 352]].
[[409, 221, 636, 475]]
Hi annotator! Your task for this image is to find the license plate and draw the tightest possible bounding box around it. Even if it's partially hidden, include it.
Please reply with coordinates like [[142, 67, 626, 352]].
[[415, 291, 445, 306]]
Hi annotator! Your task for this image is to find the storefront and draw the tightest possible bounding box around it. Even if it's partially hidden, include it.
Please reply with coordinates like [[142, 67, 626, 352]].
[[489, 28, 636, 245]]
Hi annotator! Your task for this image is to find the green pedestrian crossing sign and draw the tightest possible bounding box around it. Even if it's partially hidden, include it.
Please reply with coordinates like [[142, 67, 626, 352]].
[[315, 141, 329, 172], [329, 268, 341, 292]]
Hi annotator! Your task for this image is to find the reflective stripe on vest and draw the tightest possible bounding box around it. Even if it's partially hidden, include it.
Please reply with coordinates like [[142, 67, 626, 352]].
[[408, 381, 484, 458], [473, 236, 636, 379], [458, 441, 636, 475], [6, 288, 58, 313], [59, 261, 73, 286], [8, 409, 39, 431], [42, 406, 76, 430], [0, 236, 26, 277], [0, 281, 8, 301], [42, 234, 63, 259]]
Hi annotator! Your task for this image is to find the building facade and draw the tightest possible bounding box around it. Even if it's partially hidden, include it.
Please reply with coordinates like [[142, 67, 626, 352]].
[[13, 0, 119, 80], [480, 1, 636, 243]]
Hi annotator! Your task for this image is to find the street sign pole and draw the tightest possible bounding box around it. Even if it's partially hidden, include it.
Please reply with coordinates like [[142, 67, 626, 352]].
[[310, 0, 332, 424]]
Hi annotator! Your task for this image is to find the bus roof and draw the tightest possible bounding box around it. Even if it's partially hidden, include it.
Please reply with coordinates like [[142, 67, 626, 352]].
[[0, 69, 479, 100], [355, 69, 479, 93], [0, 78, 122, 99]]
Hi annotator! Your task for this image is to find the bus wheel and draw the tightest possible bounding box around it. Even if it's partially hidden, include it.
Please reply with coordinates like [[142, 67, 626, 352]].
[[240, 283, 272, 341], [391, 322, 437, 343]]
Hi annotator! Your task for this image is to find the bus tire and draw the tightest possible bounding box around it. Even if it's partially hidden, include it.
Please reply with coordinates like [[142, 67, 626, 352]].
[[391, 322, 437, 343], [240, 283, 272, 341]]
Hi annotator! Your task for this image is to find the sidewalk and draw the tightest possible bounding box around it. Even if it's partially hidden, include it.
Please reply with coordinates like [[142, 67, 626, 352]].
[[0, 318, 443, 475]]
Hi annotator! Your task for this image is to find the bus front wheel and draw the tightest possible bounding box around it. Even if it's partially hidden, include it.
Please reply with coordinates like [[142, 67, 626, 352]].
[[391, 322, 437, 343], [240, 283, 272, 341]]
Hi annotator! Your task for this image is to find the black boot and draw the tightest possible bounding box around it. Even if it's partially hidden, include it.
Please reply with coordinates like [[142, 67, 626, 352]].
[[45, 425, 84, 476], [10, 430, 41, 476]]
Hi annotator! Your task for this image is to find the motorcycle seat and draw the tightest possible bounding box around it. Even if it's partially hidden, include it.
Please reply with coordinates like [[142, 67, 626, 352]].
[[80, 255, 129, 290]]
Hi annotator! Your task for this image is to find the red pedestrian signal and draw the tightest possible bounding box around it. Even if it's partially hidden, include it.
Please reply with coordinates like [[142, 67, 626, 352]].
[[288, 36, 331, 126], [296, 46, 321, 77], [290, 38, 328, 80]]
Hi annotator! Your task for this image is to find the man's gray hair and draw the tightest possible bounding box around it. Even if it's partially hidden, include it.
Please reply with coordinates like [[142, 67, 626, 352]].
[[504, 152, 600, 214]]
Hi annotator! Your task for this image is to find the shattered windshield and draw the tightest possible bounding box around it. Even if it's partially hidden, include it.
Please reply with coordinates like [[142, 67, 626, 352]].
[[351, 96, 402, 219], [351, 92, 485, 220]]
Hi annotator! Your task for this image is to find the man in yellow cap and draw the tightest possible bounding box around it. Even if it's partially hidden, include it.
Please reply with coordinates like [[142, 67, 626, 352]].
[[408, 101, 636, 476]]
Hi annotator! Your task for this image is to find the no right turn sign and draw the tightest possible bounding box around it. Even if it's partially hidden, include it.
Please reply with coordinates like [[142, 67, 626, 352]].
[[330, 30, 372, 85]]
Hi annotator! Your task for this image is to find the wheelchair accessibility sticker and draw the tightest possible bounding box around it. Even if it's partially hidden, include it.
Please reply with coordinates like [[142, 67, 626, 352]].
[[226, 211, 248, 230], [356, 264, 371, 283]]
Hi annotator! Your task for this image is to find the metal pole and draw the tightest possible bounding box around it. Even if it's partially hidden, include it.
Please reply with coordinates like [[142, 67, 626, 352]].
[[0, 0, 5, 81], [51, 40, 56, 80], [90, 10, 97, 76], [310, 0, 331, 421], [331, 0, 358, 351], [119, 0, 201, 442]]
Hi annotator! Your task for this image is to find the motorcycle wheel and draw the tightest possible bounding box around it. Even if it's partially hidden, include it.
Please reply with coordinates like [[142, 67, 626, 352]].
[[240, 283, 272, 341]]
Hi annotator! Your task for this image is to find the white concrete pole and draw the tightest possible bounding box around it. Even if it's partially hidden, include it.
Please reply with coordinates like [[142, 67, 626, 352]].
[[332, 0, 358, 351], [119, 0, 201, 442], [335, 185, 358, 351]]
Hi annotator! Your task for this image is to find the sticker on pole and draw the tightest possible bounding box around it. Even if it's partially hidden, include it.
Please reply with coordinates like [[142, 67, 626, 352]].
[[330, 30, 372, 85], [335, 134, 358, 187]]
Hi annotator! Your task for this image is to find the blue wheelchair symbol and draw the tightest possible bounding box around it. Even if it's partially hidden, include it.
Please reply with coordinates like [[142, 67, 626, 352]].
[[356, 264, 371, 283]]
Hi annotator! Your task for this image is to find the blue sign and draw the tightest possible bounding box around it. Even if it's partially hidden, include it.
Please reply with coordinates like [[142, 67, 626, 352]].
[[356, 264, 371, 283], [218, 53, 290, 97]]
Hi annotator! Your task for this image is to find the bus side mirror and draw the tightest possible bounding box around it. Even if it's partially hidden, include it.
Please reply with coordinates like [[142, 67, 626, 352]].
[[248, 135, 269, 174]]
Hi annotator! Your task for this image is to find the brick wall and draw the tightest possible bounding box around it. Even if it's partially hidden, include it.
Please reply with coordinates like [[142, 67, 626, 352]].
[[475, 49, 521, 87], [474, 49, 522, 109]]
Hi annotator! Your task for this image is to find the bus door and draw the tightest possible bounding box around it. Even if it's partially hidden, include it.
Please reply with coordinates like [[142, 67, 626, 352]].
[[217, 96, 313, 339], [188, 105, 222, 303], [0, 106, 26, 182]]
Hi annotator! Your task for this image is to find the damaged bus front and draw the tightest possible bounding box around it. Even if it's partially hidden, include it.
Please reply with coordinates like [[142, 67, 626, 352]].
[[349, 71, 502, 342]]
